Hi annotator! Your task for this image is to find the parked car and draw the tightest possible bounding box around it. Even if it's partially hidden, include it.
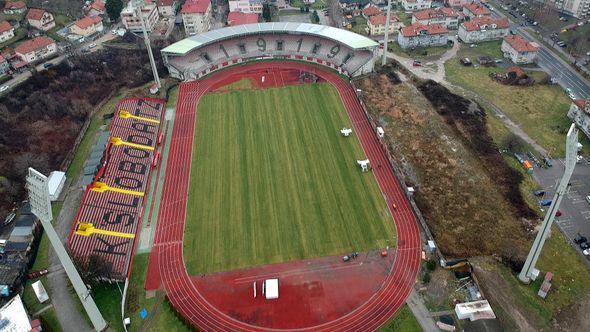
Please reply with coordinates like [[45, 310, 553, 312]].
[[43, 63, 53, 69], [583, 249, 590, 256], [540, 199, 552, 206], [0, 85, 9, 92], [574, 234, 588, 244], [412, 60, 422, 67], [533, 190, 546, 196], [555, 210, 562, 217], [586, 195, 590, 204], [89, 43, 97, 49], [580, 242, 590, 250]]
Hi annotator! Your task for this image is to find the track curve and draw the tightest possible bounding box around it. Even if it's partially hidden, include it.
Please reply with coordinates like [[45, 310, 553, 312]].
[[152, 61, 421, 331]]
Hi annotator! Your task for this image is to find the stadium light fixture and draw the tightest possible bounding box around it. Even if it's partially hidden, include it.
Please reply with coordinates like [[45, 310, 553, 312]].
[[132, 0, 161, 89], [381, 0, 393, 66], [518, 123, 578, 283], [26, 168, 107, 331]]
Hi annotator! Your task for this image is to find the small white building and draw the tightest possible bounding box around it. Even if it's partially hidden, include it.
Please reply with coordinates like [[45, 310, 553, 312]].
[[26, 8, 55, 31], [228, 0, 263, 14], [412, 7, 461, 30], [0, 295, 32, 331], [121, 2, 160, 33], [501, 35, 539, 64], [264, 279, 279, 300], [368, 14, 404, 36], [458, 17, 510, 43], [14, 36, 57, 64], [398, 23, 449, 49], [568, 99, 590, 139], [181, 0, 212, 36], [156, 0, 178, 16], [0, 21, 15, 43], [455, 300, 496, 321], [47, 171, 66, 201], [401, 0, 433, 12]]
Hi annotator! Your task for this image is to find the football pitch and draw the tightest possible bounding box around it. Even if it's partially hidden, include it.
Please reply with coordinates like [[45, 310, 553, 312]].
[[183, 83, 396, 274]]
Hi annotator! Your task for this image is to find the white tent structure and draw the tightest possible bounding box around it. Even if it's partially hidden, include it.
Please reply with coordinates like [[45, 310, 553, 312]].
[[32, 280, 49, 303], [455, 300, 496, 321], [340, 128, 352, 137], [357, 159, 370, 172], [47, 171, 66, 201], [376, 127, 385, 138], [264, 279, 279, 300]]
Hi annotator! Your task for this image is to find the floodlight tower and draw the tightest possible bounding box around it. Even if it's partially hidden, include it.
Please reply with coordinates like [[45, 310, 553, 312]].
[[132, 0, 161, 89], [518, 123, 579, 283], [381, 0, 393, 66], [26, 168, 107, 331]]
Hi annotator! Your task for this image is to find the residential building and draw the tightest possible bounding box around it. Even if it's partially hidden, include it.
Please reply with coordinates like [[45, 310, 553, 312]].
[[568, 99, 590, 138], [181, 0, 212, 36], [501, 35, 539, 64], [88, 0, 106, 17], [400, 0, 433, 12], [121, 2, 160, 33], [463, 2, 491, 18], [0, 21, 15, 43], [14, 36, 56, 63], [362, 5, 381, 18], [367, 14, 404, 35], [70, 16, 103, 37], [26, 8, 55, 31], [398, 22, 449, 48], [3, 1, 26, 15], [227, 11, 258, 26], [157, 0, 178, 16], [458, 16, 510, 43], [0, 55, 9, 76], [446, 0, 469, 7], [412, 7, 461, 29], [549, 0, 590, 18], [228, 0, 263, 14]]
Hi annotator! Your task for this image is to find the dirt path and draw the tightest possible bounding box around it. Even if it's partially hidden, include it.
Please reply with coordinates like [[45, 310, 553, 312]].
[[406, 290, 439, 332]]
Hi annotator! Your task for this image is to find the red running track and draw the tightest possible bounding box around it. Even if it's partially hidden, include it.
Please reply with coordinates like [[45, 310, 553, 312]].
[[149, 61, 421, 331]]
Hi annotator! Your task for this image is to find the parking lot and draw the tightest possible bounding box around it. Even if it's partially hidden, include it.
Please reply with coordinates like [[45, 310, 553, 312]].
[[535, 157, 590, 260]]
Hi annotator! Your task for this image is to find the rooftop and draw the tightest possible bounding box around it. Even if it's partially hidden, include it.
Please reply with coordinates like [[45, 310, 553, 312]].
[[181, 0, 210, 14], [4, 1, 26, 10], [0, 21, 12, 34], [369, 14, 400, 26], [14, 36, 55, 55], [26, 8, 48, 21], [503, 35, 539, 53], [90, 0, 105, 12], [74, 16, 102, 29], [162, 22, 379, 54], [413, 7, 459, 20], [227, 12, 259, 26], [157, 0, 176, 6], [362, 6, 381, 17], [461, 16, 509, 31], [400, 22, 448, 37], [464, 2, 491, 16]]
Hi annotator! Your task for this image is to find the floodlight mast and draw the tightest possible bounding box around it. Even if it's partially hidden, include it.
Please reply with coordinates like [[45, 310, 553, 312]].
[[133, 0, 161, 89], [26, 168, 107, 331], [381, 0, 393, 66], [518, 124, 579, 283]]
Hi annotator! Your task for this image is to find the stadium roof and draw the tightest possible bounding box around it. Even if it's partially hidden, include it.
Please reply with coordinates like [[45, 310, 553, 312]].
[[162, 22, 378, 55]]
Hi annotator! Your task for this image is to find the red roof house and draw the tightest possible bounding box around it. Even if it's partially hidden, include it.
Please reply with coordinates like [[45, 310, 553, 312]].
[[227, 12, 258, 26]]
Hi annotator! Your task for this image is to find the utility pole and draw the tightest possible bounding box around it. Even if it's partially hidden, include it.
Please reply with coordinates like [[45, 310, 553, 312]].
[[26, 168, 107, 331], [133, 0, 161, 89], [518, 124, 579, 283], [381, 0, 392, 66]]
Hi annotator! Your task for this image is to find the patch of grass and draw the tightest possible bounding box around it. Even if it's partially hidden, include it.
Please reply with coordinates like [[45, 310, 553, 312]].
[[92, 283, 124, 332], [379, 305, 421, 332], [488, 227, 590, 329], [456, 40, 504, 59], [291, 0, 326, 9], [388, 41, 452, 60], [560, 22, 590, 56], [214, 78, 252, 91], [445, 46, 590, 157], [184, 83, 396, 274], [395, 11, 412, 26]]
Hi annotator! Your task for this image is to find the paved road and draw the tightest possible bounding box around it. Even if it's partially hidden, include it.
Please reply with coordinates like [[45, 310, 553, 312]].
[[534, 158, 590, 263], [406, 290, 438, 332]]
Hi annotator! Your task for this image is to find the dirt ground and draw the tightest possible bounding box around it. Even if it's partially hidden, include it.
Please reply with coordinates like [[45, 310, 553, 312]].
[[357, 72, 532, 260]]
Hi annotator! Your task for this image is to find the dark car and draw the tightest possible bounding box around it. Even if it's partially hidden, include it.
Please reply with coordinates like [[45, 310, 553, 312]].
[[534, 190, 546, 196], [43, 63, 53, 69], [580, 242, 590, 250], [574, 234, 588, 244]]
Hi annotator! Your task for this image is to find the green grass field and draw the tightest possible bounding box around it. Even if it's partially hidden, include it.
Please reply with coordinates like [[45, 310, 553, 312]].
[[183, 83, 396, 274]]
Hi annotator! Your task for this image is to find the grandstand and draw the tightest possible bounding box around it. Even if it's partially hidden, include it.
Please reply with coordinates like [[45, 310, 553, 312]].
[[161, 23, 379, 80]]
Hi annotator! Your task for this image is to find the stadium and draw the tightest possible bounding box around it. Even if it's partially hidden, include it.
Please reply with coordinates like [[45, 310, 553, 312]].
[[69, 23, 421, 331]]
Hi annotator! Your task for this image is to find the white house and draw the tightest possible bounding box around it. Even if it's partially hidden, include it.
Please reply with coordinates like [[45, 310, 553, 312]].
[[26, 8, 55, 31], [121, 2, 160, 33], [181, 0, 212, 36], [568, 99, 590, 139], [156, 0, 178, 16], [462, 2, 491, 18], [458, 16, 510, 43], [228, 0, 263, 14], [401, 0, 432, 12], [412, 7, 461, 29], [368, 14, 404, 35], [14, 36, 56, 63], [0, 21, 15, 43], [501, 35, 539, 64], [70, 16, 103, 37], [398, 23, 449, 49], [3, 1, 26, 15]]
